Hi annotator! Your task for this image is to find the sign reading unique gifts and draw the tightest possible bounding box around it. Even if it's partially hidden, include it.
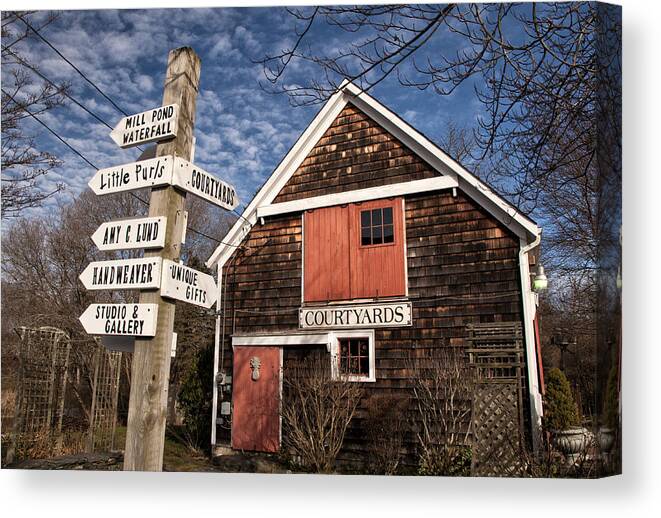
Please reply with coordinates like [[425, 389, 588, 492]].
[[299, 301, 412, 329]]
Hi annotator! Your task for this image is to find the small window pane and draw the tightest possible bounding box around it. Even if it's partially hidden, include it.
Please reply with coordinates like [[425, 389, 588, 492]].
[[383, 224, 394, 243], [372, 208, 382, 226], [360, 357, 369, 375], [360, 210, 371, 228], [383, 207, 393, 225], [361, 227, 371, 246], [372, 226, 383, 245]]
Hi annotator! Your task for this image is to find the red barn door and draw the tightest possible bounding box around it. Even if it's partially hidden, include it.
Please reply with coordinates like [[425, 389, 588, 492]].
[[232, 346, 281, 452]]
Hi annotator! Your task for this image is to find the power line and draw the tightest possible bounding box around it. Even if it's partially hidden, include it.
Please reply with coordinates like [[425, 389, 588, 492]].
[[2, 86, 246, 248], [2, 87, 97, 169], [2, 44, 113, 131], [16, 13, 129, 117]]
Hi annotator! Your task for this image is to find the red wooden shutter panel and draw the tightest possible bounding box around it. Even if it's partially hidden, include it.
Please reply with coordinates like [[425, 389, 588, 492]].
[[304, 199, 406, 302], [349, 200, 406, 299], [304, 206, 351, 302]]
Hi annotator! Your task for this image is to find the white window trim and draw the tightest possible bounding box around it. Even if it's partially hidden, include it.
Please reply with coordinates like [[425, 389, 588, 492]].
[[329, 329, 376, 383]]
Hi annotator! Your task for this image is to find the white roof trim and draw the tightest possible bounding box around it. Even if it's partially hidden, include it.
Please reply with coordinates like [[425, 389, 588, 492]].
[[232, 333, 330, 347], [207, 80, 540, 268], [256, 176, 457, 219]]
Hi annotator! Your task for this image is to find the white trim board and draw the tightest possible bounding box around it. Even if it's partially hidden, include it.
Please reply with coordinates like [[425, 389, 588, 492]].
[[232, 333, 330, 347], [256, 176, 457, 219], [207, 80, 541, 270]]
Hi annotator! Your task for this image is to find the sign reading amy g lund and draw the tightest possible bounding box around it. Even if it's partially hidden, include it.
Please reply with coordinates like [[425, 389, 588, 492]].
[[110, 104, 178, 148], [79, 257, 162, 291], [79, 303, 158, 336], [160, 259, 217, 309], [92, 216, 166, 251], [300, 301, 412, 329]]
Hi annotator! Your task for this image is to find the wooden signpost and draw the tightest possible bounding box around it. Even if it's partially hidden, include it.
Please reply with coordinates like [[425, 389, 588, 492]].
[[110, 103, 179, 148], [79, 303, 158, 336], [78, 47, 237, 471], [160, 259, 217, 309], [91, 216, 167, 251]]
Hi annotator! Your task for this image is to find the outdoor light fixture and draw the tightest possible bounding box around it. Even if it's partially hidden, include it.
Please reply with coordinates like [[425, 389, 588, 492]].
[[532, 264, 548, 292]]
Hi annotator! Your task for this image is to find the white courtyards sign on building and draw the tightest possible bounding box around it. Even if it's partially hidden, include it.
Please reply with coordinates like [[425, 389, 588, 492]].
[[110, 104, 179, 148], [299, 302, 413, 329]]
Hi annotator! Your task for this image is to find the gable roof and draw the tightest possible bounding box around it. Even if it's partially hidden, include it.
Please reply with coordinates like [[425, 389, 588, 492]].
[[206, 80, 540, 269]]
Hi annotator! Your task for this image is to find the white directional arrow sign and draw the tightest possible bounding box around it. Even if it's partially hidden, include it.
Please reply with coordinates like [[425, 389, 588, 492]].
[[172, 158, 240, 211], [79, 303, 158, 336], [88, 156, 173, 196], [92, 216, 166, 251], [110, 104, 179, 148], [79, 257, 162, 291], [160, 259, 217, 309]]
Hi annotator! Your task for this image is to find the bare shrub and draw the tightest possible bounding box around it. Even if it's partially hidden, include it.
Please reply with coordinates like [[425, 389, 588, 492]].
[[364, 393, 408, 475], [281, 353, 363, 473], [410, 347, 474, 476]]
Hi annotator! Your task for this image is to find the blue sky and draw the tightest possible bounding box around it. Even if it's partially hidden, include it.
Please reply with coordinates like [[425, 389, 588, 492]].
[[3, 6, 483, 219]]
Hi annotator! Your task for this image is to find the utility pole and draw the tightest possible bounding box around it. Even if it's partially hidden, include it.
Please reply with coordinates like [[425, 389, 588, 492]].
[[124, 47, 201, 471]]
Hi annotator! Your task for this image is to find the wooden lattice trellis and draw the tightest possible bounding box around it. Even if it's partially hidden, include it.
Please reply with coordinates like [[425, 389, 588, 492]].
[[467, 322, 526, 477], [87, 343, 122, 452], [6, 327, 71, 463], [6, 327, 123, 464]]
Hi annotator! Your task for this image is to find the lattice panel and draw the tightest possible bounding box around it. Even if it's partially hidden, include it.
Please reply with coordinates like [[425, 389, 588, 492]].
[[88, 344, 122, 453], [471, 383, 524, 477], [8, 327, 71, 462]]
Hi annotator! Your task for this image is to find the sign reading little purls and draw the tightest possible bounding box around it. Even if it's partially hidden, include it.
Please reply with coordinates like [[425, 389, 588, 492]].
[[110, 104, 179, 148], [88, 156, 173, 196], [299, 302, 412, 329]]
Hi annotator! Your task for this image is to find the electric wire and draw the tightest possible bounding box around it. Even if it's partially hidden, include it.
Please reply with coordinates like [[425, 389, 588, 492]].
[[2, 87, 251, 247]]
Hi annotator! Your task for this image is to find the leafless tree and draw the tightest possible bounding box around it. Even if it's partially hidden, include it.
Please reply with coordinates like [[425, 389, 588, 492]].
[[410, 347, 474, 476], [281, 353, 363, 473], [1, 11, 69, 217], [259, 3, 620, 214]]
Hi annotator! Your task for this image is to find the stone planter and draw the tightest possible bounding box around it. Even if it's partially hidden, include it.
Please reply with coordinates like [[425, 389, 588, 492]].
[[552, 426, 590, 466], [597, 426, 616, 462]]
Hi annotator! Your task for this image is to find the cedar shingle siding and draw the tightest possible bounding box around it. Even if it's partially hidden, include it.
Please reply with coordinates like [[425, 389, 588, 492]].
[[217, 103, 528, 464]]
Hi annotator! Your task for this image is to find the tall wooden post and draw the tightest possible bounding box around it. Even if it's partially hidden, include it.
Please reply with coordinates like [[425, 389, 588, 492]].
[[124, 47, 201, 471]]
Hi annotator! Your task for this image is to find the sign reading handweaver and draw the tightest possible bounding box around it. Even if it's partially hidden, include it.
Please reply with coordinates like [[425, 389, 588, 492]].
[[110, 104, 179, 148], [160, 259, 217, 309], [92, 216, 166, 251], [172, 158, 239, 211], [299, 301, 412, 329], [89, 156, 173, 195], [79, 257, 162, 291], [79, 303, 158, 336]]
